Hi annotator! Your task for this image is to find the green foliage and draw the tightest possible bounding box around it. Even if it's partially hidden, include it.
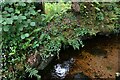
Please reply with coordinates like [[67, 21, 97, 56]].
[[96, 12, 104, 21], [42, 2, 71, 24], [1, 2, 72, 79], [68, 39, 83, 50], [45, 2, 71, 14], [1, 1, 119, 80], [1, 2, 42, 80], [25, 65, 41, 80]]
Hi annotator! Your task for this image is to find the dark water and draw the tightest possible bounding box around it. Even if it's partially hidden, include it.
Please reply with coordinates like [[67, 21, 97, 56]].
[[51, 58, 74, 79], [41, 57, 90, 80], [40, 45, 91, 80], [26, 33, 120, 80]]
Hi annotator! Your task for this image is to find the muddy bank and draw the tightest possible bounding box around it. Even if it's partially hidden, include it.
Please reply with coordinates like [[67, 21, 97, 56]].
[[40, 33, 120, 80]]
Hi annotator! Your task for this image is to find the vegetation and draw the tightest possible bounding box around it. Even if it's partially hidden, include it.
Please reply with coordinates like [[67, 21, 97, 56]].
[[1, 1, 120, 80]]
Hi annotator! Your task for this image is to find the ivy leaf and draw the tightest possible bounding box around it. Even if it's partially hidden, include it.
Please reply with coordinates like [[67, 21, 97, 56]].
[[8, 8, 14, 12], [21, 34, 25, 39], [4, 7, 9, 11], [6, 18, 13, 24], [23, 21, 29, 27], [2, 22, 6, 25], [0, 16, 2, 23], [24, 24, 28, 28], [15, 9, 20, 14], [13, 16, 18, 20], [30, 10, 36, 15], [3, 26, 9, 32], [21, 33, 29, 39], [25, 33, 29, 37], [21, 16, 26, 20], [30, 22, 36, 26], [19, 2, 26, 6], [0, 27, 2, 31], [18, 26, 23, 31], [27, 19, 31, 23]]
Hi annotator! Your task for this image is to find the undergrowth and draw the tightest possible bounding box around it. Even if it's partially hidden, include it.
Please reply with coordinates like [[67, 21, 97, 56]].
[[1, 1, 119, 80]]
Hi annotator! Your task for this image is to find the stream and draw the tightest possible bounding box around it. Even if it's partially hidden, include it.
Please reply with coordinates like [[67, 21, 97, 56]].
[[40, 33, 120, 80]]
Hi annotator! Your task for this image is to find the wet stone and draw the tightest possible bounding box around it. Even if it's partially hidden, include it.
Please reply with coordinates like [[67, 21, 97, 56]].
[[73, 72, 91, 80], [90, 48, 107, 57]]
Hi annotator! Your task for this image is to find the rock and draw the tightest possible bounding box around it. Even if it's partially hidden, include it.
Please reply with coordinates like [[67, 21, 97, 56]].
[[73, 72, 90, 80], [27, 51, 55, 70], [37, 55, 55, 70], [71, 1, 80, 13]]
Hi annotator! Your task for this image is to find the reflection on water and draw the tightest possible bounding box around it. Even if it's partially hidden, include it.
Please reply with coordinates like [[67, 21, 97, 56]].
[[41, 33, 120, 80], [41, 57, 90, 80], [51, 58, 74, 79]]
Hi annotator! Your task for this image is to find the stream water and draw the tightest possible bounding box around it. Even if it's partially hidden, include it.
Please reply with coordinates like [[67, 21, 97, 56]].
[[39, 33, 120, 80], [41, 57, 90, 80]]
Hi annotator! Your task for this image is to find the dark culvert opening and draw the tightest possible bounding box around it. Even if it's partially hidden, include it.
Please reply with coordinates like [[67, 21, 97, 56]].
[[25, 32, 120, 80], [38, 32, 120, 80]]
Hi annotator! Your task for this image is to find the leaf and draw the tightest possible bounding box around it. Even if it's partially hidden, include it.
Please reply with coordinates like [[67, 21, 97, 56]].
[[0, 17, 2, 23], [30, 22, 36, 26], [13, 16, 18, 20], [21, 34, 25, 39], [40, 34, 45, 40], [21, 33, 29, 39], [8, 8, 14, 12], [33, 41, 39, 48], [0, 27, 2, 31], [19, 2, 26, 6], [4, 7, 9, 11], [9, 52, 15, 56], [27, 19, 31, 23], [97, 12, 104, 21], [23, 22, 28, 27], [47, 35, 51, 40], [95, 7, 100, 11], [3, 26, 9, 32], [29, 68, 38, 78], [30, 10, 36, 15], [25, 33, 29, 37], [24, 25, 28, 28], [19, 26, 23, 31], [15, 9, 20, 14], [21, 16, 26, 20], [6, 18, 13, 24], [33, 28, 42, 33]]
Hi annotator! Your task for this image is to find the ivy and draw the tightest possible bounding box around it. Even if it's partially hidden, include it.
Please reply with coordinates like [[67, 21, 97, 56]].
[[1, 1, 119, 80], [1, 2, 42, 80], [30, 22, 36, 26]]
